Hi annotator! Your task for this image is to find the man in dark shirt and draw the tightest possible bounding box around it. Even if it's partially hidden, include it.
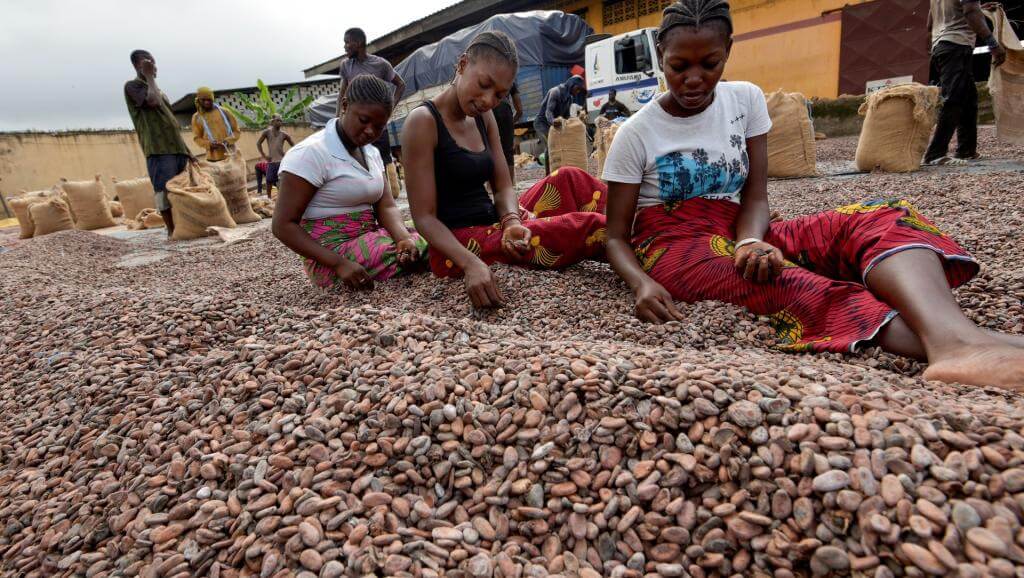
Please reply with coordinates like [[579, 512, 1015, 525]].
[[336, 27, 406, 171], [124, 49, 192, 237], [493, 83, 523, 183], [599, 89, 632, 120]]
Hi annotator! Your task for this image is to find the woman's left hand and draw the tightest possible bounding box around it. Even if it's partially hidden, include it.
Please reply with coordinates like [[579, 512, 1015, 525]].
[[501, 223, 532, 260], [735, 241, 785, 284], [395, 238, 418, 264]]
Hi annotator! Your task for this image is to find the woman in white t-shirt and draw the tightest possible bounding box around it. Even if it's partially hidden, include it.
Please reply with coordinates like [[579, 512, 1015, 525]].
[[273, 75, 427, 290], [604, 0, 1024, 390]]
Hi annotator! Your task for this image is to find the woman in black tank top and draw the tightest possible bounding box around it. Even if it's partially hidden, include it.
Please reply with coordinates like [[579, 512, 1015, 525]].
[[402, 31, 609, 309]]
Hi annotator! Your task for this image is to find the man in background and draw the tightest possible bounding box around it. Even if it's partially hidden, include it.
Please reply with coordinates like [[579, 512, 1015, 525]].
[[124, 49, 193, 238], [493, 82, 523, 184], [534, 75, 585, 174], [257, 115, 294, 198], [191, 87, 240, 162], [599, 88, 631, 120], [924, 0, 1006, 165], [336, 27, 406, 174]]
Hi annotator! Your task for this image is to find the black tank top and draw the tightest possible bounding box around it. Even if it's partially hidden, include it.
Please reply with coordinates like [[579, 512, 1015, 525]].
[[421, 100, 498, 229]]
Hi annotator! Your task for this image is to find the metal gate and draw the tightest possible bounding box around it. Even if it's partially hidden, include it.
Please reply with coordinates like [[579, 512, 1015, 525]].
[[839, 0, 931, 95]]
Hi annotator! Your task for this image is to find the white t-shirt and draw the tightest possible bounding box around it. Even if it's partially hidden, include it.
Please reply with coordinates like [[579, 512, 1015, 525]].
[[602, 81, 772, 209], [280, 118, 385, 220]]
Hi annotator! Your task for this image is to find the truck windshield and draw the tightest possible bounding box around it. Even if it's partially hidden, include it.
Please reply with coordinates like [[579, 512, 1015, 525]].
[[614, 34, 653, 75]]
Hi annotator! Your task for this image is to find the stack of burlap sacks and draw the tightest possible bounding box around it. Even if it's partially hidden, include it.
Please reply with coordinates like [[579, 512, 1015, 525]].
[[7, 152, 268, 241], [592, 116, 622, 177], [8, 175, 120, 239]]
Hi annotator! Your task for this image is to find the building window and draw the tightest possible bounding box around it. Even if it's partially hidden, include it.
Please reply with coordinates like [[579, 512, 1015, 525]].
[[604, 0, 637, 26], [615, 33, 653, 74]]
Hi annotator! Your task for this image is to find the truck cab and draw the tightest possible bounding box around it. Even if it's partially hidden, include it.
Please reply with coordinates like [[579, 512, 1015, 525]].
[[585, 27, 666, 121]]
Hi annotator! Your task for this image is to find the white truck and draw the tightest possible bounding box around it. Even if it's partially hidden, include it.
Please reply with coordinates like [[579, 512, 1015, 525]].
[[584, 28, 667, 120]]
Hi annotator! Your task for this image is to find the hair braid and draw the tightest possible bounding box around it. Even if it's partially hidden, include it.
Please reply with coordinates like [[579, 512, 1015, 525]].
[[466, 31, 519, 69], [658, 0, 733, 42], [345, 74, 394, 110]]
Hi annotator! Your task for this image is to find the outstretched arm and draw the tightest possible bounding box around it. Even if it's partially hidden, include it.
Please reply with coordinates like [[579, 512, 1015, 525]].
[[964, 0, 1007, 66]]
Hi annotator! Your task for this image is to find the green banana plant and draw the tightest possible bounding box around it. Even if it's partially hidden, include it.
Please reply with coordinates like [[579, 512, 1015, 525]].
[[222, 79, 314, 128]]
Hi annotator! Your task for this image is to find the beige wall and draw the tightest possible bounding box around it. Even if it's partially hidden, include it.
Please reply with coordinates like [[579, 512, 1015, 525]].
[[0, 124, 316, 198]]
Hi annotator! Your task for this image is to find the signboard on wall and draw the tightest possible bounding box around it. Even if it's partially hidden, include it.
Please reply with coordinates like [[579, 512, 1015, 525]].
[[866, 75, 914, 94]]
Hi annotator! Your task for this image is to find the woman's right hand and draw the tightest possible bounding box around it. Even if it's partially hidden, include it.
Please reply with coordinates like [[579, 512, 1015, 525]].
[[334, 258, 373, 291], [464, 260, 503, 309], [635, 280, 685, 324]]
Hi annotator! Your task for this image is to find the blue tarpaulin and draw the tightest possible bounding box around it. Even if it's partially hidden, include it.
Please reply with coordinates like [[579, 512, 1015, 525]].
[[396, 10, 591, 93]]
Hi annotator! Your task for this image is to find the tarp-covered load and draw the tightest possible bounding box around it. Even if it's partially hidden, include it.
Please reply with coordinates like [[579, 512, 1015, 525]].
[[306, 11, 591, 127]]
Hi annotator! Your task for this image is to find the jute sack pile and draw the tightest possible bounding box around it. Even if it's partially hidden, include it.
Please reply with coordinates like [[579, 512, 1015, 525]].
[[58, 175, 117, 230], [548, 116, 588, 173], [9, 190, 52, 239], [200, 154, 260, 224], [593, 117, 622, 178], [986, 6, 1024, 145], [766, 91, 817, 177], [29, 197, 75, 237], [855, 83, 941, 173], [166, 162, 236, 241], [113, 177, 156, 223], [386, 163, 401, 199]]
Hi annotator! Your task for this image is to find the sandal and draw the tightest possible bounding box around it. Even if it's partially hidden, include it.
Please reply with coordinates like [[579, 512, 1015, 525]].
[[926, 156, 969, 167]]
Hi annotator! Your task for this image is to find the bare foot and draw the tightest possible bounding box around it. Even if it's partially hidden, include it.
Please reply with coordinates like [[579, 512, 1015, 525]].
[[923, 345, 1024, 391]]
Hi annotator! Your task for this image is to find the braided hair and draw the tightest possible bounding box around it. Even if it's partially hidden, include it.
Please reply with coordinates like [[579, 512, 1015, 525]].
[[657, 0, 733, 42], [345, 74, 394, 111], [466, 31, 519, 69]]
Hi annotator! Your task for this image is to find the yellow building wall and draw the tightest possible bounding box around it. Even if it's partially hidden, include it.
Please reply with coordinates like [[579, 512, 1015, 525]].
[[548, 0, 877, 98], [0, 125, 317, 198]]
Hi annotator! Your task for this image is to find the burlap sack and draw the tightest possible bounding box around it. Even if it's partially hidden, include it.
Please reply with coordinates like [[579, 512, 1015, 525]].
[[766, 91, 817, 177], [59, 175, 117, 230], [251, 198, 275, 219], [113, 177, 156, 224], [126, 208, 166, 230], [548, 117, 588, 173], [30, 197, 75, 237], [986, 7, 1024, 145], [109, 201, 124, 219], [855, 83, 941, 173], [200, 154, 260, 224], [9, 190, 51, 239], [386, 163, 401, 199], [593, 117, 622, 178], [167, 162, 236, 241], [143, 209, 166, 229]]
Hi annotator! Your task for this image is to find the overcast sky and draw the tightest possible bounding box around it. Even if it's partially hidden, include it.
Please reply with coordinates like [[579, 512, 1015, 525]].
[[0, 0, 457, 131]]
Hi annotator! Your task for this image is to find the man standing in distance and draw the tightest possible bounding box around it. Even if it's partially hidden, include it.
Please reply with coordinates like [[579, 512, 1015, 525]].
[[190, 87, 241, 162], [124, 50, 193, 238], [257, 115, 295, 198], [924, 0, 1006, 165], [336, 28, 406, 175]]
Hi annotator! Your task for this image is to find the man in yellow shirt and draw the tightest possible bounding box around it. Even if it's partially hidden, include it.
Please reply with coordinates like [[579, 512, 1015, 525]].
[[190, 87, 240, 162]]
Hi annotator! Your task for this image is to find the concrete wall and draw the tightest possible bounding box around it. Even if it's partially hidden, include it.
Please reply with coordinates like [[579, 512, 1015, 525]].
[[550, 0, 874, 98], [0, 124, 317, 198]]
